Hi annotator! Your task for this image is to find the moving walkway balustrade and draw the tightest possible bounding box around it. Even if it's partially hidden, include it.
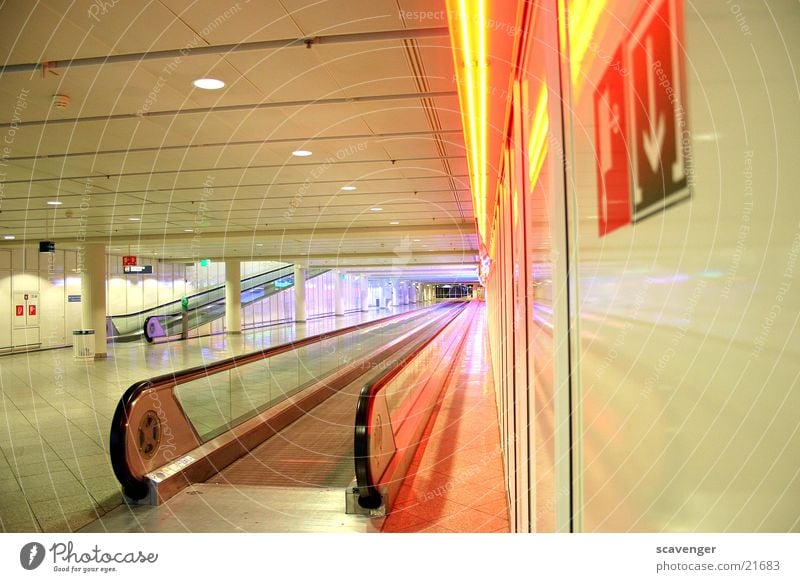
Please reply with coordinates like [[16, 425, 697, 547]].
[[109, 300, 474, 510]]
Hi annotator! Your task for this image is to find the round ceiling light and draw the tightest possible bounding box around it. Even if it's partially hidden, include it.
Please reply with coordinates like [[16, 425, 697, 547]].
[[193, 78, 225, 90]]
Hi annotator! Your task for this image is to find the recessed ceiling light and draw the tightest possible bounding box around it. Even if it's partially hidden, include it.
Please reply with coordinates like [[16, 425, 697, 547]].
[[413, 239, 421, 242], [389, 221, 400, 225], [4, 235, 15, 240], [370, 207, 383, 212], [129, 217, 141, 221], [341, 186, 357, 191], [47, 200, 63, 206], [256, 243, 264, 247], [292, 150, 313, 157], [193, 78, 225, 90], [184, 229, 194, 232]]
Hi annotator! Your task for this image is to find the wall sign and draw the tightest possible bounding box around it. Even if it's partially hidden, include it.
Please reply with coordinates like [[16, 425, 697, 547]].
[[124, 265, 153, 274], [68, 295, 81, 302], [122, 255, 138, 266], [15, 305, 23, 316], [594, 0, 691, 236]]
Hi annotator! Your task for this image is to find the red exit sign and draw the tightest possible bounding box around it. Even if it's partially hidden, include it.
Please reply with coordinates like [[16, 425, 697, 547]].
[[122, 255, 137, 266]]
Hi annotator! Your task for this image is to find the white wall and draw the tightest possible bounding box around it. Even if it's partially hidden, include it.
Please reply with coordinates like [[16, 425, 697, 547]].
[[0, 249, 288, 350]]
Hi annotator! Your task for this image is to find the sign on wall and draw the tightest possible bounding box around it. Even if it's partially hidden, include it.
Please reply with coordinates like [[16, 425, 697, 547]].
[[593, 0, 691, 236], [122, 255, 138, 266], [124, 265, 153, 274]]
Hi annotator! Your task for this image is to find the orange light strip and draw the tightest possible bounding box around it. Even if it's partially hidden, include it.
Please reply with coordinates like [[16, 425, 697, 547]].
[[447, 0, 488, 244], [528, 84, 550, 188], [567, 0, 608, 93]]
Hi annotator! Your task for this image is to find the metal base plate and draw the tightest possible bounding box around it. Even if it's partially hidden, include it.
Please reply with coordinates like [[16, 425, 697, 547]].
[[81, 484, 384, 533]]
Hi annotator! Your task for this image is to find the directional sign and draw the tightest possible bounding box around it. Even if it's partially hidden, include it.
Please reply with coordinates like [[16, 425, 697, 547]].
[[594, 46, 632, 237], [626, 0, 690, 221], [124, 265, 153, 274], [593, 0, 690, 236]]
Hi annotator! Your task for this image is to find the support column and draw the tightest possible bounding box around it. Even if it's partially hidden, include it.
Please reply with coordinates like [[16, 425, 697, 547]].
[[360, 276, 369, 312], [334, 269, 345, 316], [401, 282, 409, 305], [81, 244, 107, 358], [225, 260, 242, 334], [410, 283, 417, 304], [294, 264, 307, 321]]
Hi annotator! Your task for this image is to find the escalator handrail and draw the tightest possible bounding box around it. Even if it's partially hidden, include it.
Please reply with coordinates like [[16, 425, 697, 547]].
[[109, 301, 454, 499], [137, 268, 329, 342], [107, 263, 309, 319], [353, 301, 468, 509]]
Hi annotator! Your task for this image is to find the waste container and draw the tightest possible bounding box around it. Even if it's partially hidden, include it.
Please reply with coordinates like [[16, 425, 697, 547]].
[[73, 329, 95, 360]]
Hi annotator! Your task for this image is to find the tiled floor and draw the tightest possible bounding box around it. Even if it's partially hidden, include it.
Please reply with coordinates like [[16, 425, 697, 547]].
[[0, 306, 418, 533], [381, 307, 510, 533]]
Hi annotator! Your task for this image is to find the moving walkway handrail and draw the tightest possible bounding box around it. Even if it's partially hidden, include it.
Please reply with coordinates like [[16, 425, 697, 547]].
[[109, 302, 454, 500], [353, 301, 469, 509]]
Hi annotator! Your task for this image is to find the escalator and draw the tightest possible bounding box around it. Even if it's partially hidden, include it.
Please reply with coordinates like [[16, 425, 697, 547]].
[[106, 265, 327, 343], [92, 300, 476, 531]]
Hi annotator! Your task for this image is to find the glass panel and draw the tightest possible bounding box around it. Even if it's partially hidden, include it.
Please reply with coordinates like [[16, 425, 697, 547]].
[[173, 306, 444, 442]]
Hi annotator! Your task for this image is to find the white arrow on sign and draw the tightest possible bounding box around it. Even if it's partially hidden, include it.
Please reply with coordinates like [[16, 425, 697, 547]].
[[642, 35, 665, 175]]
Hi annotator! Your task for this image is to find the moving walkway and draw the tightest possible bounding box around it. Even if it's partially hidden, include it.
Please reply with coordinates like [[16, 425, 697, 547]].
[[90, 300, 478, 531]]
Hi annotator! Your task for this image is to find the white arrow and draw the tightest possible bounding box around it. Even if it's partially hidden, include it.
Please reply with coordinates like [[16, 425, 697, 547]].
[[642, 35, 665, 175]]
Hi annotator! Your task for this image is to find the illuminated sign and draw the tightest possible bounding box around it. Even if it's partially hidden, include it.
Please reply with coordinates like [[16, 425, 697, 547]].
[[593, 0, 690, 236], [124, 265, 153, 274], [199, 259, 210, 267], [122, 255, 137, 266]]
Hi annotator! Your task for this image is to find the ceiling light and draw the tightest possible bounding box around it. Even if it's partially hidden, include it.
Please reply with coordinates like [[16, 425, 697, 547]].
[[129, 217, 141, 221], [47, 200, 63, 206], [184, 229, 194, 232], [4, 235, 15, 240], [292, 150, 313, 157], [389, 221, 400, 225], [256, 243, 264, 247], [193, 78, 225, 90], [413, 239, 421, 242], [370, 207, 383, 212], [341, 186, 357, 191]]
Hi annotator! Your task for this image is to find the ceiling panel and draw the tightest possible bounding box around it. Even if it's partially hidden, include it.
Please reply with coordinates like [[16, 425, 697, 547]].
[[0, 1, 476, 267]]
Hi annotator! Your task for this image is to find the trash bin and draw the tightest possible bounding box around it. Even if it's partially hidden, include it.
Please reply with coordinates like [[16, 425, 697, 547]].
[[72, 329, 95, 360]]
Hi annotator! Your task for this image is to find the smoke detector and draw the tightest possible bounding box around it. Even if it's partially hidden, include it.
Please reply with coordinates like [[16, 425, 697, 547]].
[[52, 94, 70, 109]]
